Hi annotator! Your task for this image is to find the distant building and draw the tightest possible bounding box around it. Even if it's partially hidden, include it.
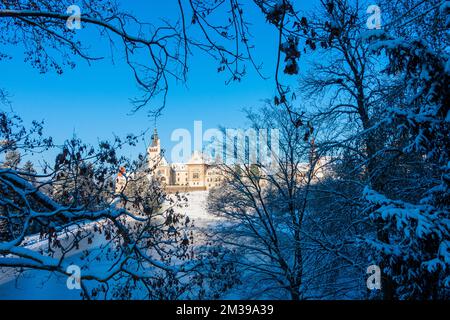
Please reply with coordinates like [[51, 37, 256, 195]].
[[115, 129, 331, 193], [115, 166, 127, 193], [146, 129, 225, 190]]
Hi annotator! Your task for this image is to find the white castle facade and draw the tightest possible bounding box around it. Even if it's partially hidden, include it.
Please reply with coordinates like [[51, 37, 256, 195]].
[[148, 129, 225, 190], [116, 129, 330, 193]]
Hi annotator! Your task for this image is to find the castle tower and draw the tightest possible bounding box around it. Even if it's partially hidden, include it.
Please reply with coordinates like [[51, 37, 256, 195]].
[[148, 128, 161, 170]]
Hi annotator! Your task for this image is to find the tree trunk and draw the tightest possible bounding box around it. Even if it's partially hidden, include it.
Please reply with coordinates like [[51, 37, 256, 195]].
[[290, 287, 301, 300], [358, 89, 396, 300]]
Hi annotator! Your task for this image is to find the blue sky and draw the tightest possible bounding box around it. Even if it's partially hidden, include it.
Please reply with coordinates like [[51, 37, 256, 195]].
[[1, 0, 318, 164]]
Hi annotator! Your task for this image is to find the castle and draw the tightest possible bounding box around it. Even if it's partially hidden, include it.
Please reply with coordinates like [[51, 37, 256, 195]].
[[117, 129, 224, 193], [116, 129, 330, 194], [148, 129, 224, 190]]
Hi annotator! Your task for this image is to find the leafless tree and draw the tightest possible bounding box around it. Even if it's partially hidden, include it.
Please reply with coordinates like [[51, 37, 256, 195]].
[[0, 111, 211, 299], [297, 0, 449, 299], [207, 105, 364, 299]]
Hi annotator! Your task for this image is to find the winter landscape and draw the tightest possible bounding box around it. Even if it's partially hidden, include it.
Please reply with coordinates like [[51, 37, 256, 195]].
[[0, 0, 449, 302]]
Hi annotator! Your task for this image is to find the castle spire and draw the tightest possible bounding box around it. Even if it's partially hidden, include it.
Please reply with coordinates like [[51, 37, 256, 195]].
[[151, 127, 159, 147]]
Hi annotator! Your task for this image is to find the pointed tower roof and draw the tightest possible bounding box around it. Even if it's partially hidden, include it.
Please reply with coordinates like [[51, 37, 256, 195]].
[[187, 151, 212, 165]]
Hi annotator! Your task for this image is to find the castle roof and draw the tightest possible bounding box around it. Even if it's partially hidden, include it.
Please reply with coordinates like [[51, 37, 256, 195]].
[[159, 156, 169, 166], [187, 151, 211, 165], [171, 163, 187, 171]]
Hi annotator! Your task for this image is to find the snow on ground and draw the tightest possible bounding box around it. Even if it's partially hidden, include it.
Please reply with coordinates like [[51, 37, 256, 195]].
[[178, 191, 220, 224], [0, 219, 107, 286], [0, 191, 216, 300]]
